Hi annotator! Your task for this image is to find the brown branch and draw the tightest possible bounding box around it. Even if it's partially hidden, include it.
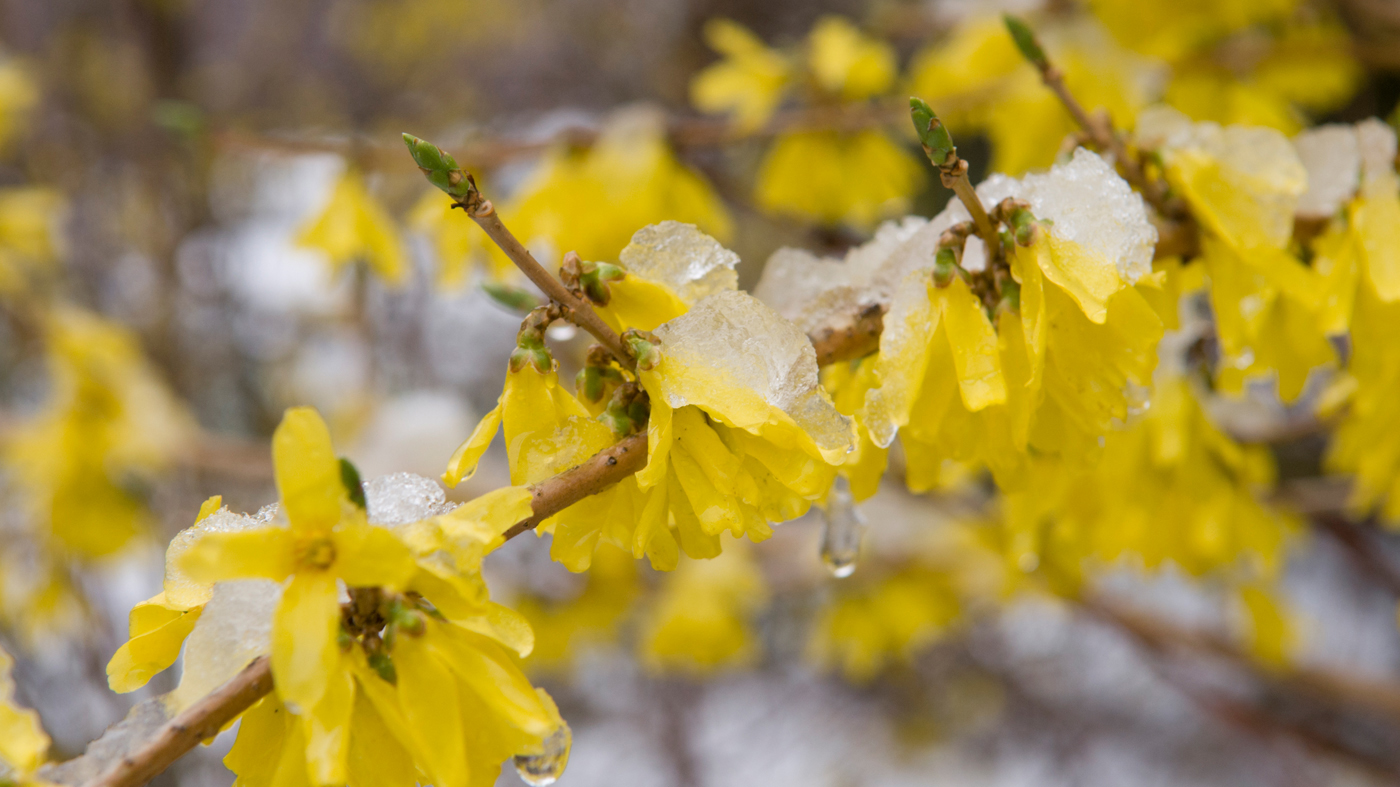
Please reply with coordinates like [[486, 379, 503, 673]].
[[465, 199, 635, 371], [940, 159, 1002, 264], [82, 657, 273, 787], [503, 432, 649, 541], [811, 305, 884, 367]]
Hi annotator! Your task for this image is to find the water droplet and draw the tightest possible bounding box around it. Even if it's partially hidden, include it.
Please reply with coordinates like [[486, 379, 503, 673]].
[[514, 722, 571, 786], [820, 477, 865, 578], [545, 323, 577, 342]]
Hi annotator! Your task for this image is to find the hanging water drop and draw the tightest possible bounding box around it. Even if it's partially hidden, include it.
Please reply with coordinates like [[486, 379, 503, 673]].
[[819, 476, 865, 578], [514, 721, 572, 786]]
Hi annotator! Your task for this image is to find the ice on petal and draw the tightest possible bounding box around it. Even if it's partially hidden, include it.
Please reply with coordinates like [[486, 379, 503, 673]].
[[654, 290, 854, 454], [37, 699, 170, 786], [1293, 124, 1360, 219], [753, 216, 933, 335], [168, 579, 281, 712], [365, 472, 453, 526], [618, 221, 738, 301], [1358, 117, 1398, 191], [163, 504, 278, 609], [941, 149, 1157, 283]]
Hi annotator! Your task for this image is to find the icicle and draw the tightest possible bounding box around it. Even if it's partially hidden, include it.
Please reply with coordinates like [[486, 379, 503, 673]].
[[819, 476, 865, 578], [514, 722, 571, 786]]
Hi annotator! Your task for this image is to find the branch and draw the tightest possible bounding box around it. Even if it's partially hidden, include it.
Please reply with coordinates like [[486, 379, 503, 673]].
[[80, 657, 273, 787], [909, 98, 1001, 263]]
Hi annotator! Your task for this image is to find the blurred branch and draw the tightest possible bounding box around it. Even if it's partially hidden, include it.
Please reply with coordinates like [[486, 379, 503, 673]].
[[79, 657, 273, 787]]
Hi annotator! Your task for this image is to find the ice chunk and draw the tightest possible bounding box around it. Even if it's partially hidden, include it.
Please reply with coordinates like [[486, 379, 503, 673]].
[[653, 290, 854, 454], [162, 504, 278, 609], [941, 148, 1158, 282], [1293, 124, 1359, 219], [1358, 117, 1398, 192], [753, 216, 932, 335], [365, 472, 453, 526], [37, 699, 170, 786], [168, 579, 280, 712], [618, 221, 738, 301]]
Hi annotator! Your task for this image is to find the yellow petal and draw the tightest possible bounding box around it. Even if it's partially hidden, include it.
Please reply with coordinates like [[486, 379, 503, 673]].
[[1354, 188, 1400, 302], [332, 522, 416, 590], [302, 661, 354, 786], [196, 495, 223, 522], [394, 634, 470, 787], [597, 276, 691, 334], [938, 276, 1006, 411], [436, 625, 552, 737], [442, 401, 502, 488], [107, 594, 204, 693], [1037, 235, 1123, 324], [0, 647, 48, 774], [274, 407, 345, 535], [347, 689, 419, 787], [272, 570, 341, 713], [178, 527, 296, 584], [224, 695, 292, 787]]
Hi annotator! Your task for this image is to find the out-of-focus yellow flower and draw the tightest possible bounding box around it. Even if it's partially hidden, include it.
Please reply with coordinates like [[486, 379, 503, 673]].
[[0, 188, 63, 295], [1090, 0, 1297, 61], [409, 190, 514, 289], [0, 59, 37, 152], [1326, 286, 1400, 523], [691, 19, 792, 131], [0, 646, 48, 779], [498, 108, 731, 268], [809, 565, 963, 682], [807, 16, 897, 101], [517, 544, 640, 671], [1238, 583, 1295, 668], [755, 129, 925, 229], [3, 308, 193, 558], [639, 541, 767, 673], [908, 18, 1161, 174], [298, 170, 407, 286]]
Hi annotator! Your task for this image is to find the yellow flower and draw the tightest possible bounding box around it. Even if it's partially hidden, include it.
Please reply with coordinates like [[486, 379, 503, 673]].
[[408, 189, 514, 289], [0, 187, 63, 295], [1238, 583, 1295, 668], [691, 19, 792, 131], [820, 356, 889, 502], [179, 408, 418, 714], [298, 170, 407, 286], [1326, 286, 1400, 522], [755, 129, 925, 229], [806, 16, 896, 101], [497, 108, 732, 268], [1090, 0, 1296, 61], [639, 541, 767, 673], [516, 543, 640, 671], [3, 308, 193, 558], [808, 565, 963, 682], [908, 18, 1162, 174], [0, 645, 48, 779], [0, 58, 37, 152]]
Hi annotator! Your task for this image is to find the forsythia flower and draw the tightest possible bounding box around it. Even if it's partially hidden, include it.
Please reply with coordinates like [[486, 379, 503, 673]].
[[908, 17, 1162, 174], [494, 107, 731, 268], [864, 149, 1163, 486], [408, 188, 514, 289], [1139, 106, 1332, 399], [516, 543, 640, 671], [298, 170, 407, 286], [3, 307, 194, 557], [0, 187, 63, 295], [692, 17, 925, 228], [690, 19, 792, 131], [0, 646, 48, 782], [639, 541, 767, 673], [820, 356, 889, 502]]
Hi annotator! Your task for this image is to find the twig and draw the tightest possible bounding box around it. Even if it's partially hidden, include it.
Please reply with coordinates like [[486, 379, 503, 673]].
[[503, 433, 649, 540], [1314, 513, 1400, 598], [910, 98, 1001, 263], [82, 657, 273, 787]]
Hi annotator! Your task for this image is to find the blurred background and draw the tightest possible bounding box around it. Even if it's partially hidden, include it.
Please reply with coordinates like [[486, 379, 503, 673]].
[[3, 0, 1400, 784]]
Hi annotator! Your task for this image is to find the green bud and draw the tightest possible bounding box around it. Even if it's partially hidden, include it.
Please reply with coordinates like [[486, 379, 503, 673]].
[[339, 458, 367, 511], [509, 345, 553, 374], [1003, 15, 1048, 71], [623, 329, 661, 371], [402, 133, 477, 200], [909, 97, 956, 167], [337, 625, 354, 652], [483, 283, 543, 314], [1005, 205, 1042, 246], [576, 367, 604, 403], [368, 652, 398, 685], [581, 262, 626, 306], [933, 247, 959, 288]]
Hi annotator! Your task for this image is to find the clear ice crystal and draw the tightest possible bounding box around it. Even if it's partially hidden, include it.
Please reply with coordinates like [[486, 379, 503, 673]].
[[162, 504, 278, 608], [618, 221, 738, 301], [514, 723, 572, 786], [169, 579, 281, 712], [365, 472, 454, 526], [819, 477, 865, 578], [654, 290, 854, 454], [943, 148, 1158, 282], [1293, 124, 1360, 219], [754, 216, 930, 335]]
